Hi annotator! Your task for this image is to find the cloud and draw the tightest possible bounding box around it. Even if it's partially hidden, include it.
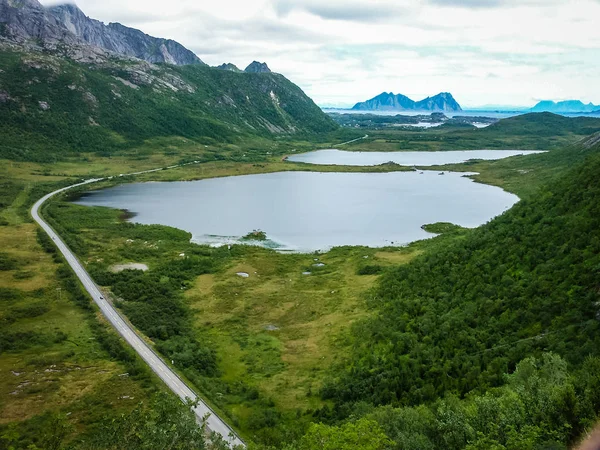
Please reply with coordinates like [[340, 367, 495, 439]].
[[273, 0, 406, 22], [37, 0, 600, 107]]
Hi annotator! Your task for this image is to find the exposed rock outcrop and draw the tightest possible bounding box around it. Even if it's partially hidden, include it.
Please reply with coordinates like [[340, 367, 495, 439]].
[[245, 61, 271, 73], [352, 91, 462, 112], [0, 0, 204, 65], [48, 4, 205, 66]]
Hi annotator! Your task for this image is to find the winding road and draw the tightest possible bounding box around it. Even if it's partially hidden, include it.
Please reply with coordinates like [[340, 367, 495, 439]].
[[31, 174, 245, 448]]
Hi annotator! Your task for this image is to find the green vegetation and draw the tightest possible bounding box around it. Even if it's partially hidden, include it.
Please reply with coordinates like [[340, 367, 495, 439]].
[[26, 126, 600, 448], [3, 39, 600, 447], [242, 230, 268, 241], [41, 196, 425, 443], [0, 182, 162, 447], [317, 140, 600, 448], [332, 113, 600, 152], [421, 222, 467, 234], [0, 48, 336, 162]]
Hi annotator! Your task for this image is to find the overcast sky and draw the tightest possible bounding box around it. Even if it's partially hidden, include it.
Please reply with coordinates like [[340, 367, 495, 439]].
[[40, 0, 600, 108]]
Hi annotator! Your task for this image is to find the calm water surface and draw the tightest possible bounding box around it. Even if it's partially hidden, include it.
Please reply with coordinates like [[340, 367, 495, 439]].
[[74, 171, 519, 252], [287, 149, 545, 166]]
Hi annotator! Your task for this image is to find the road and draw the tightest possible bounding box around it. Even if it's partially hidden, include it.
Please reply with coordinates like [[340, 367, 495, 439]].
[[335, 134, 369, 147], [31, 175, 245, 448]]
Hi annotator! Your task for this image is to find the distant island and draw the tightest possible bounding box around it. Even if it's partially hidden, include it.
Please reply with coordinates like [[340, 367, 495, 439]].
[[530, 100, 599, 113], [352, 92, 462, 112]]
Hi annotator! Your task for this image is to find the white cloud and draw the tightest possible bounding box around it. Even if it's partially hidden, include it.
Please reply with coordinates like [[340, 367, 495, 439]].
[[38, 0, 600, 107]]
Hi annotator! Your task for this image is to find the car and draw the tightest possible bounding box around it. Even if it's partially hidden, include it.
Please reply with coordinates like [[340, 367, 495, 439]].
[[99, 295, 104, 300]]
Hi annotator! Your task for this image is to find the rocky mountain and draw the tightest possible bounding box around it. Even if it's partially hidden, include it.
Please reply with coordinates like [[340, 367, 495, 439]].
[[0, 45, 337, 161], [531, 100, 599, 113], [352, 91, 462, 112], [48, 4, 204, 66], [0, 0, 204, 65], [0, 0, 78, 45], [245, 61, 271, 73], [216, 63, 241, 72], [0, 0, 338, 162]]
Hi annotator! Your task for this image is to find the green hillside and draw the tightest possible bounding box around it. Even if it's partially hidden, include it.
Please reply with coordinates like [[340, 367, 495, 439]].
[[0, 49, 337, 162], [481, 112, 600, 137], [320, 136, 600, 447]]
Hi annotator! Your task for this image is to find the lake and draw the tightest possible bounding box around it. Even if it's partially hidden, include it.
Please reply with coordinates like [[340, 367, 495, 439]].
[[74, 171, 519, 252], [286, 149, 545, 167]]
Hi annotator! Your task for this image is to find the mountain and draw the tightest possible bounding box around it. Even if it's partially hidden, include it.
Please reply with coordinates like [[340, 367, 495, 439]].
[[531, 99, 599, 113], [245, 61, 271, 73], [216, 63, 241, 72], [0, 4, 337, 161], [48, 4, 204, 66], [326, 133, 600, 444], [0, 0, 78, 45], [352, 91, 462, 112], [0, 0, 204, 65], [0, 45, 337, 161]]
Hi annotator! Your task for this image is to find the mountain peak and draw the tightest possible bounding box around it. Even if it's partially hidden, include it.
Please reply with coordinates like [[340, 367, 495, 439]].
[[245, 61, 271, 73], [352, 92, 462, 112], [530, 100, 599, 113], [216, 63, 242, 72], [0, 0, 205, 65], [47, 4, 205, 65]]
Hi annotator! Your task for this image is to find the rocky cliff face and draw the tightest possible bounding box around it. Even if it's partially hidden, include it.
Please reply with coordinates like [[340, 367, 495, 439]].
[[352, 91, 462, 112], [0, 0, 77, 45], [0, 0, 204, 65], [414, 92, 462, 112], [245, 61, 271, 73], [48, 4, 204, 65]]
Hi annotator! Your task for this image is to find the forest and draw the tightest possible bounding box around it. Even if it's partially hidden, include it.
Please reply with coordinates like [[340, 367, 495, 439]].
[[315, 138, 600, 448], [28, 134, 600, 449]]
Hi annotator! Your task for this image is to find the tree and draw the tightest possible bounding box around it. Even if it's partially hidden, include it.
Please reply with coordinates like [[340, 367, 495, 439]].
[[297, 418, 393, 450]]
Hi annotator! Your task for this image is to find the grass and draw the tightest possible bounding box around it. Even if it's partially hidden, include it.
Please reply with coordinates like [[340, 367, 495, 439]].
[[0, 169, 160, 446], [1, 113, 597, 444], [184, 246, 416, 413], [40, 193, 429, 438]]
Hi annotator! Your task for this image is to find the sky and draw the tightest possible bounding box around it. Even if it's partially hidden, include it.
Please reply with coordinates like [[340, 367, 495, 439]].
[[39, 0, 600, 108]]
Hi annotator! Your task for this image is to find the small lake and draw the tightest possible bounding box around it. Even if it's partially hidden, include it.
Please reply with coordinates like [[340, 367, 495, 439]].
[[74, 171, 519, 252], [287, 149, 545, 167]]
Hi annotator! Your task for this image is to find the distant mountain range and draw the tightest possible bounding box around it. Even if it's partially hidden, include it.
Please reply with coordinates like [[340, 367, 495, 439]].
[[352, 92, 462, 112], [530, 100, 600, 114]]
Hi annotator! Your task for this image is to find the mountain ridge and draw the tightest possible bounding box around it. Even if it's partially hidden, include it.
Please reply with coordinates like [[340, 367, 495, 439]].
[[530, 99, 599, 113], [48, 4, 205, 66], [0, 0, 205, 65], [352, 91, 462, 112]]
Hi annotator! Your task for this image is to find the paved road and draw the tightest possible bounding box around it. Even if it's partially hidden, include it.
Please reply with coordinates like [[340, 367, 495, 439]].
[[335, 134, 369, 147], [32, 176, 245, 448]]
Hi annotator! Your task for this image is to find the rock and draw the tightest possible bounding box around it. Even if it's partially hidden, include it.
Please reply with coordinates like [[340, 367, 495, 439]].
[[216, 63, 241, 72], [352, 92, 462, 112], [82, 91, 97, 107], [0, 0, 204, 66], [47, 4, 205, 66], [245, 61, 271, 73], [0, 90, 11, 103]]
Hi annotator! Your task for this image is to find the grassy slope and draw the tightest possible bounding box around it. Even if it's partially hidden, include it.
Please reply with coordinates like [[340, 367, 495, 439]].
[[336, 113, 600, 153], [0, 175, 158, 448], [323, 137, 600, 431], [0, 48, 337, 162]]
